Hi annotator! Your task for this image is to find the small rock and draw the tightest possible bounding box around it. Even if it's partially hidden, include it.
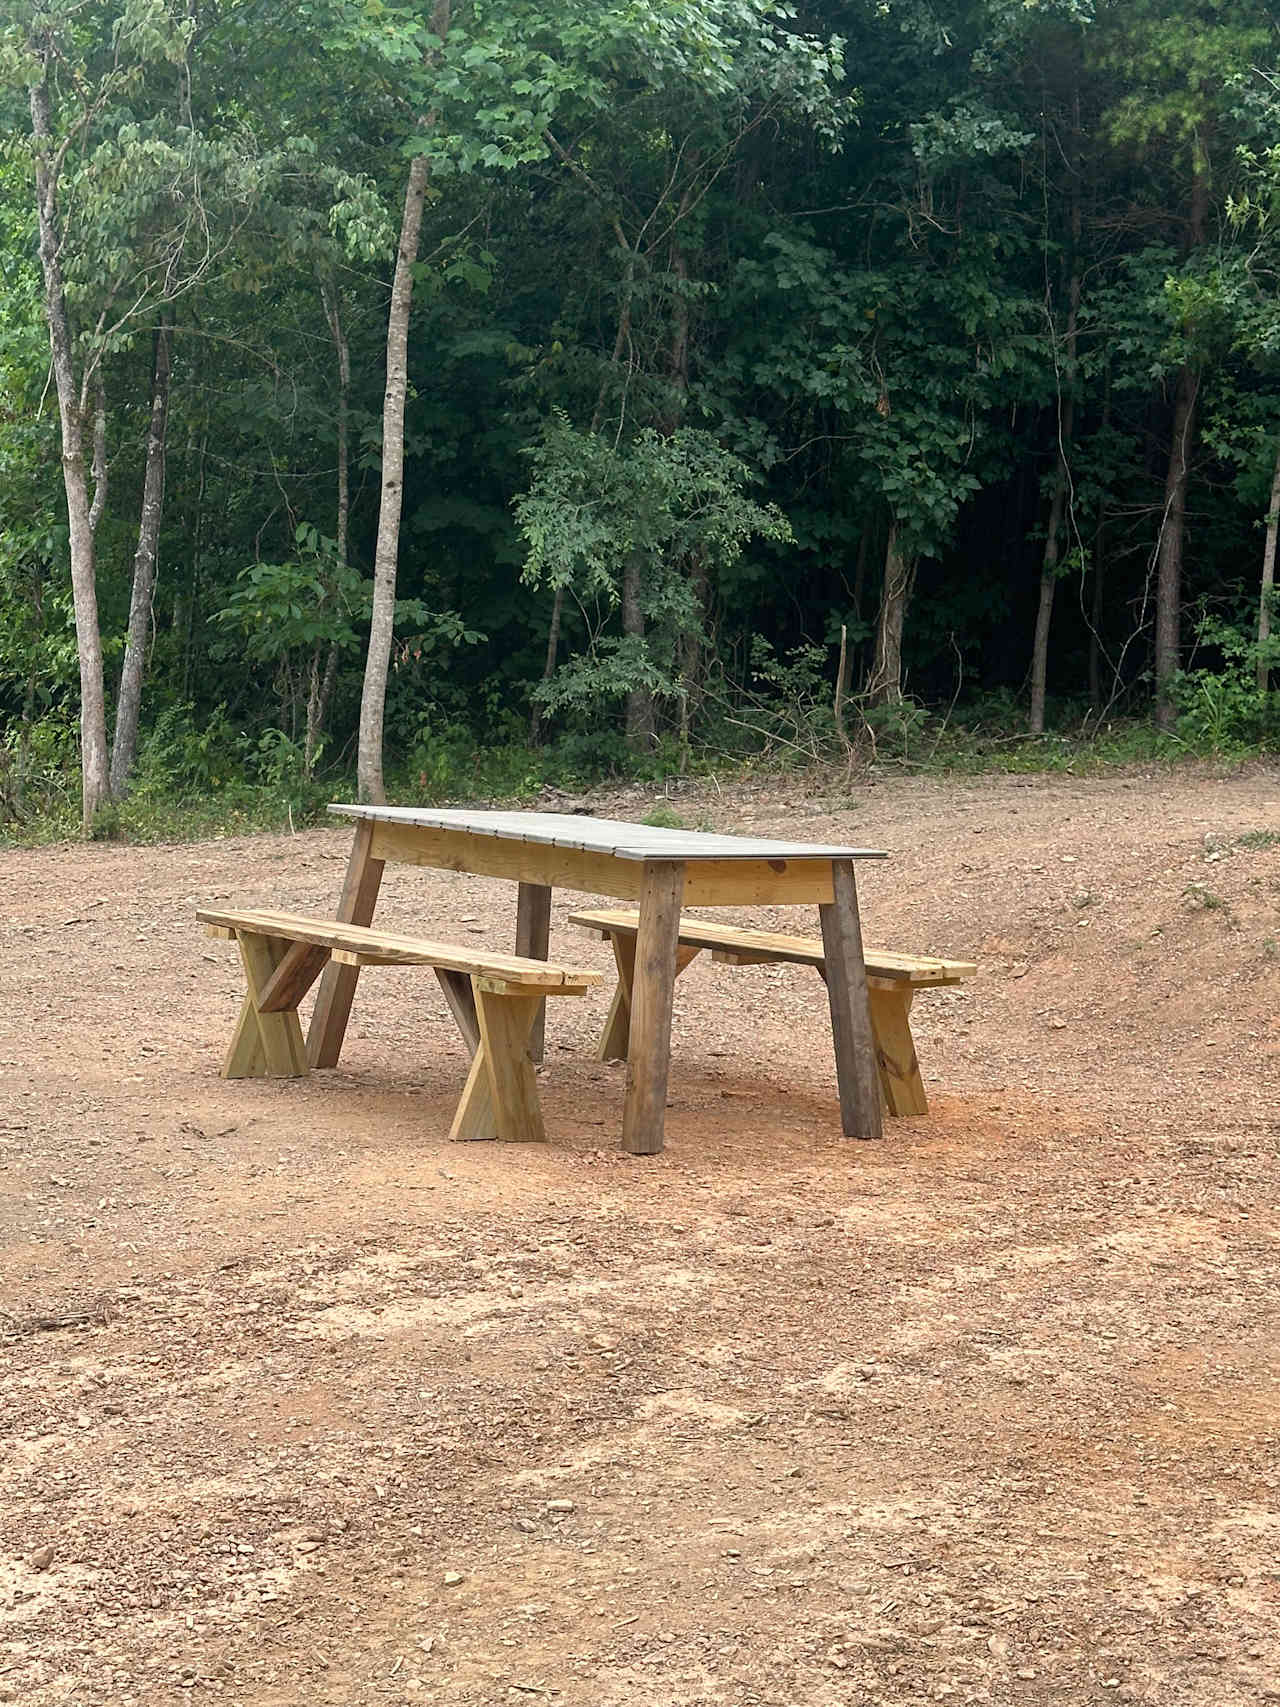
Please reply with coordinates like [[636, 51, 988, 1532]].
[[443, 1572, 464, 1587], [547, 1499, 575, 1514], [30, 1546, 55, 1572]]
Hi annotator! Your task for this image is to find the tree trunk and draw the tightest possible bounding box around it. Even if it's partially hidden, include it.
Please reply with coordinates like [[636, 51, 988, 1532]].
[[678, 553, 710, 766], [309, 277, 351, 777], [357, 0, 449, 803], [1029, 94, 1081, 738], [1153, 362, 1198, 728], [1088, 367, 1112, 713], [622, 552, 654, 752], [357, 149, 430, 803], [1153, 165, 1209, 729], [1030, 381, 1078, 737], [1257, 437, 1280, 694], [866, 521, 917, 706], [529, 586, 564, 745], [111, 314, 173, 796], [30, 72, 110, 831]]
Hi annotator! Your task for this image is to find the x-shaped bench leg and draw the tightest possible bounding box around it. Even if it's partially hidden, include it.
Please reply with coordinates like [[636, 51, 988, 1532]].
[[222, 932, 310, 1079], [449, 981, 547, 1142], [596, 934, 701, 1062]]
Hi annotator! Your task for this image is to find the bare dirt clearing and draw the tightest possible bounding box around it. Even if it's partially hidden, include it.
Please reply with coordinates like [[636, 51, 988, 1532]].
[[3, 766, 1279, 1707]]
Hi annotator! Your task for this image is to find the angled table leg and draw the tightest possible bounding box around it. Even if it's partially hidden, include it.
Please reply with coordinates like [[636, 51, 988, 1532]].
[[621, 861, 686, 1155], [819, 859, 884, 1140], [307, 819, 384, 1067], [515, 881, 552, 1064]]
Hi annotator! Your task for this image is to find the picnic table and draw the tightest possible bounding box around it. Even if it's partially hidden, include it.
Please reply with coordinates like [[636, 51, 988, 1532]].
[[307, 805, 889, 1154]]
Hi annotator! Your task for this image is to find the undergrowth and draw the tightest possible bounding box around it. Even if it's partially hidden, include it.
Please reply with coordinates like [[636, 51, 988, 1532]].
[[1, 692, 1276, 848]]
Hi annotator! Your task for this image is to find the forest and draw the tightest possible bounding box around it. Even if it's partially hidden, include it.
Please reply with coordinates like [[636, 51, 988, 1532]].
[[2, 0, 1279, 835]]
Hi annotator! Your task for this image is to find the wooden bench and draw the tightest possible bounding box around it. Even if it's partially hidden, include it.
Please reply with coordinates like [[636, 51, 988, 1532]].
[[197, 908, 600, 1143], [569, 908, 975, 1118]]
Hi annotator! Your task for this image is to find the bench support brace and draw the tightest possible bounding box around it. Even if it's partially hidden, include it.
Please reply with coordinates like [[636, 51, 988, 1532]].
[[224, 932, 310, 1080], [449, 982, 546, 1142]]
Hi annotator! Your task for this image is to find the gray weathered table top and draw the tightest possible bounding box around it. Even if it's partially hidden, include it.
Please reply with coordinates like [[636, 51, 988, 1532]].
[[330, 805, 887, 864]]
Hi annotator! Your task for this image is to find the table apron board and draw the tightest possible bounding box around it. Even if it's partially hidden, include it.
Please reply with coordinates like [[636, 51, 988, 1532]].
[[367, 820, 839, 907]]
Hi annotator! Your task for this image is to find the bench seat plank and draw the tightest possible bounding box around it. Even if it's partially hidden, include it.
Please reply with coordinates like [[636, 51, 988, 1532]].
[[568, 907, 974, 1119], [198, 908, 598, 990], [567, 908, 974, 986]]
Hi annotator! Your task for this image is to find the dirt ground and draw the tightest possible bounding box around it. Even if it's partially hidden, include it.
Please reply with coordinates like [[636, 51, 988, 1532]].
[[2, 765, 1279, 1707]]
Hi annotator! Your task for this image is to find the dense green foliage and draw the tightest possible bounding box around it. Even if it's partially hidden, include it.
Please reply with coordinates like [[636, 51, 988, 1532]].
[[3, 0, 1280, 830]]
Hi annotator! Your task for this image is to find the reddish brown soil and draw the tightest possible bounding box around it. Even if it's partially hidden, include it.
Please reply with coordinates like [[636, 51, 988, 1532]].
[[2, 766, 1279, 1707]]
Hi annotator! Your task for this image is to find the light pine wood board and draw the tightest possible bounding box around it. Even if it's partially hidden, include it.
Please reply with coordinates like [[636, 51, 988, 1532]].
[[197, 908, 600, 990], [331, 803, 887, 863], [364, 822, 854, 906], [568, 909, 975, 985]]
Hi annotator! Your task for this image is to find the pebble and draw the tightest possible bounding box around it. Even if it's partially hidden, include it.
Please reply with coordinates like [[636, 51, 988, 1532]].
[[443, 1572, 464, 1586], [547, 1499, 576, 1514], [30, 1545, 55, 1572]]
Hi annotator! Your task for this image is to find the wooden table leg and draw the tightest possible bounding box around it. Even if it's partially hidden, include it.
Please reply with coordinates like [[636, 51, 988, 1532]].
[[515, 881, 552, 1064], [819, 858, 884, 1140], [621, 860, 686, 1156], [307, 819, 384, 1067]]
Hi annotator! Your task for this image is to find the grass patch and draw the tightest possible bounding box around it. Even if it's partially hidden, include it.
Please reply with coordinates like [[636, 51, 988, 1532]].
[[640, 805, 687, 830]]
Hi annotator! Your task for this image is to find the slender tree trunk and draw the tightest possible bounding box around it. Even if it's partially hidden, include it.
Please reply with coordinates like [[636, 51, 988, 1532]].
[[111, 314, 173, 795], [678, 553, 710, 766], [528, 586, 565, 745], [309, 277, 351, 777], [1029, 96, 1082, 737], [1153, 166, 1209, 729], [1029, 455, 1068, 736], [1029, 384, 1078, 736], [1088, 367, 1112, 712], [866, 521, 917, 706], [622, 552, 654, 751], [30, 73, 109, 831], [357, 0, 449, 803], [1256, 439, 1280, 694], [1153, 363, 1199, 728]]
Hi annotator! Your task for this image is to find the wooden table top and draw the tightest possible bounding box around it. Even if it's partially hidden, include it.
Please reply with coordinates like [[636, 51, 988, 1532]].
[[329, 805, 887, 864]]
